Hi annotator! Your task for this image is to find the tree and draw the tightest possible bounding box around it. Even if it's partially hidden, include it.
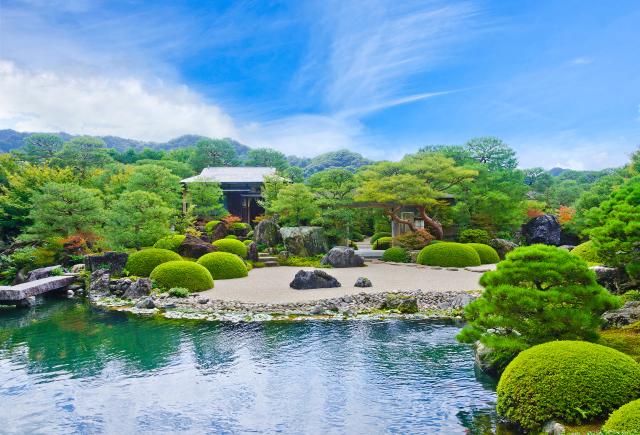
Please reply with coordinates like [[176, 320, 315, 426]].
[[303, 149, 372, 177], [124, 164, 181, 207], [356, 153, 477, 239], [105, 191, 174, 249], [568, 171, 626, 235], [135, 159, 194, 179], [257, 174, 290, 217], [188, 139, 239, 172], [465, 137, 518, 171], [245, 148, 288, 171], [54, 136, 113, 177], [22, 133, 63, 163], [282, 166, 304, 182], [547, 179, 582, 208], [27, 182, 104, 239], [270, 183, 318, 226], [187, 181, 226, 217]]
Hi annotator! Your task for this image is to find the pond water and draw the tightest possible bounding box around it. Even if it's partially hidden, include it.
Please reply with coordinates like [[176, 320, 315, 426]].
[[0, 299, 517, 434]]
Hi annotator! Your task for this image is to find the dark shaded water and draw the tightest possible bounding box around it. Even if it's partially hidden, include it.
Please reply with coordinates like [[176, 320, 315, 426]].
[[0, 299, 514, 434]]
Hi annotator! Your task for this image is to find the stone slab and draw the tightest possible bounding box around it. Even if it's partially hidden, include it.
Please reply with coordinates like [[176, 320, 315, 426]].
[[0, 275, 76, 301]]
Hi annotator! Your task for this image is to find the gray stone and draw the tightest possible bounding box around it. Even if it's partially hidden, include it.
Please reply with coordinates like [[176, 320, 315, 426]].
[[522, 214, 562, 246], [289, 269, 341, 290], [542, 421, 566, 435], [177, 234, 217, 259], [71, 263, 86, 273], [450, 292, 475, 309], [591, 266, 629, 294], [84, 252, 129, 275], [26, 265, 63, 282], [558, 245, 575, 251], [602, 301, 640, 328], [246, 241, 259, 262], [67, 289, 75, 298], [197, 296, 209, 304], [122, 278, 152, 299], [310, 305, 324, 314], [321, 246, 365, 268], [254, 219, 281, 247], [135, 297, 156, 309], [89, 269, 110, 294], [211, 222, 228, 241], [474, 341, 500, 375], [15, 296, 36, 308], [383, 293, 418, 313], [354, 277, 372, 288], [488, 238, 518, 259], [280, 226, 328, 257]]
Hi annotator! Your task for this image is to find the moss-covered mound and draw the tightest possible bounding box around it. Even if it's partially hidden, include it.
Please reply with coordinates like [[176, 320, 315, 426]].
[[225, 234, 238, 239], [126, 248, 182, 277], [153, 234, 186, 252], [212, 238, 248, 258], [571, 240, 602, 264], [197, 252, 248, 280], [204, 220, 221, 234], [243, 239, 253, 246], [497, 341, 640, 431], [466, 243, 500, 264], [381, 247, 409, 263], [370, 232, 391, 244], [603, 398, 640, 433], [372, 236, 392, 250], [149, 260, 214, 292], [416, 242, 481, 267]]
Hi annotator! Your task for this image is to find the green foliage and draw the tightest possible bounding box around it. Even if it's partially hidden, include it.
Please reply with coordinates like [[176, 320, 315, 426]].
[[392, 229, 433, 250], [134, 159, 194, 178], [416, 242, 481, 267], [602, 398, 640, 432], [570, 240, 602, 264], [197, 252, 248, 279], [301, 149, 372, 177], [277, 255, 329, 268], [153, 234, 186, 251], [459, 229, 491, 244], [22, 133, 63, 163], [187, 181, 226, 217], [124, 164, 181, 207], [257, 174, 289, 215], [212, 238, 248, 258], [0, 246, 38, 284], [188, 139, 239, 172], [126, 248, 182, 277], [270, 183, 318, 226], [28, 182, 104, 239], [381, 247, 410, 263], [168, 287, 190, 298], [372, 236, 392, 250], [105, 191, 174, 249], [621, 290, 640, 303], [465, 137, 518, 171], [150, 260, 214, 292], [245, 148, 288, 171], [458, 245, 620, 369], [54, 136, 113, 177], [229, 222, 250, 230], [370, 232, 391, 244], [243, 239, 253, 246], [224, 235, 238, 239], [568, 171, 626, 235], [466, 243, 500, 264], [496, 341, 640, 430]]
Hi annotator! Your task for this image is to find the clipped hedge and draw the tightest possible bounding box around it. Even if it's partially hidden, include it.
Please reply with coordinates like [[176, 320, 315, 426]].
[[153, 234, 186, 252], [197, 252, 248, 280], [370, 232, 391, 244], [602, 399, 640, 433], [416, 242, 481, 267], [381, 247, 410, 263], [571, 240, 602, 264], [466, 243, 500, 264], [372, 236, 392, 250], [458, 228, 490, 244], [212, 238, 248, 258], [225, 234, 238, 239], [149, 260, 214, 292], [126, 248, 182, 277], [497, 341, 640, 431]]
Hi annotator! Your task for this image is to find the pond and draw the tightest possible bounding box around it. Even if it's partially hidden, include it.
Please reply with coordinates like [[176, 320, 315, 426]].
[[0, 299, 518, 434]]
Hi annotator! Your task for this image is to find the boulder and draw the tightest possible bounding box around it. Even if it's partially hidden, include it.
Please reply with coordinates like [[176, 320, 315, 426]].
[[522, 214, 562, 246], [84, 252, 129, 275], [26, 265, 64, 282], [382, 293, 418, 313], [89, 269, 110, 294], [590, 266, 631, 294], [254, 219, 281, 247], [246, 241, 259, 262], [122, 278, 152, 299], [176, 234, 217, 259], [289, 269, 341, 290], [71, 263, 86, 273], [474, 341, 500, 375], [602, 301, 640, 328], [135, 297, 156, 309], [211, 222, 228, 241], [354, 277, 372, 288], [321, 246, 365, 268], [280, 226, 328, 257], [488, 238, 517, 259]]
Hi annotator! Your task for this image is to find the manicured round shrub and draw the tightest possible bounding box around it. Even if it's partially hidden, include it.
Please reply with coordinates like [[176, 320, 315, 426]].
[[153, 234, 186, 251], [571, 240, 602, 264], [204, 220, 221, 234], [381, 247, 409, 263], [126, 248, 182, 277], [197, 252, 248, 280], [168, 287, 189, 298], [150, 260, 214, 292], [497, 341, 640, 431], [466, 243, 500, 264], [370, 232, 391, 244], [459, 228, 490, 244], [602, 399, 640, 433], [212, 238, 248, 258], [372, 236, 392, 250], [230, 222, 250, 230], [416, 242, 481, 267], [243, 239, 254, 246], [225, 234, 238, 239]]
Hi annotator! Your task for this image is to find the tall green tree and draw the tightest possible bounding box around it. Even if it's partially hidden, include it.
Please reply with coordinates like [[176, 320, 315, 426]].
[[124, 164, 181, 207], [54, 136, 113, 177], [245, 148, 289, 171], [257, 174, 290, 217], [187, 181, 226, 217], [188, 139, 239, 172], [22, 133, 64, 163], [465, 137, 518, 171], [270, 183, 318, 226]]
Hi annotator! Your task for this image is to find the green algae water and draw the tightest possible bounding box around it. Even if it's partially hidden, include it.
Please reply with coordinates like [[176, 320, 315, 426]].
[[0, 298, 516, 434]]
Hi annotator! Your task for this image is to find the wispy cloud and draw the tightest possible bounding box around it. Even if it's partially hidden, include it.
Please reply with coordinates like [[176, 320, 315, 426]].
[[568, 57, 594, 66]]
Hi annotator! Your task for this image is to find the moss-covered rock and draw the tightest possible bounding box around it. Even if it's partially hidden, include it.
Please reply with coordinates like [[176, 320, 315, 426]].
[[497, 340, 640, 431], [197, 252, 248, 280], [370, 231, 391, 244], [381, 247, 409, 263], [466, 243, 500, 264], [372, 236, 392, 250], [571, 240, 602, 264], [416, 242, 481, 267], [204, 220, 221, 234], [126, 248, 182, 277], [212, 238, 248, 258], [603, 399, 640, 433], [153, 234, 186, 252], [149, 260, 213, 292]]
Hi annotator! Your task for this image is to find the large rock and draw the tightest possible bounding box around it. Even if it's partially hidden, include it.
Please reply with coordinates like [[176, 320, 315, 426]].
[[602, 301, 640, 328], [382, 293, 418, 313], [246, 241, 259, 262], [489, 238, 518, 259], [211, 222, 228, 241], [89, 269, 110, 294], [590, 266, 632, 294], [289, 269, 341, 290], [176, 234, 217, 259], [280, 226, 328, 257], [254, 219, 281, 247], [25, 265, 64, 282], [85, 252, 129, 275], [354, 277, 372, 287], [122, 278, 152, 299], [522, 214, 562, 246], [321, 246, 364, 268], [474, 341, 500, 375]]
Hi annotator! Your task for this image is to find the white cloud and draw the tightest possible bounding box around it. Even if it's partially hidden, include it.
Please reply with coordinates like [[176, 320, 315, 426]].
[[568, 57, 594, 66]]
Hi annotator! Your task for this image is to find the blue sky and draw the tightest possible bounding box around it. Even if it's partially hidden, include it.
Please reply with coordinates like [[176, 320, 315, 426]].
[[0, 0, 638, 169]]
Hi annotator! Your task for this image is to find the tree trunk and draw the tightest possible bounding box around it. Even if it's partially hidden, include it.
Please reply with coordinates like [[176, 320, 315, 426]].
[[416, 206, 444, 240], [385, 207, 418, 232]]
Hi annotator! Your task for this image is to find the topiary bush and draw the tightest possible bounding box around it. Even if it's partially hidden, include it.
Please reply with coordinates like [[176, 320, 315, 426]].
[[126, 248, 182, 277], [571, 240, 602, 264], [212, 238, 248, 258], [602, 398, 640, 433], [243, 239, 254, 246], [370, 232, 391, 244], [204, 220, 221, 234], [466, 243, 500, 264], [497, 341, 640, 431], [224, 234, 238, 239], [372, 236, 392, 250], [153, 234, 186, 252], [149, 260, 213, 292], [459, 228, 491, 244], [416, 242, 481, 267], [197, 252, 248, 280], [381, 247, 410, 263]]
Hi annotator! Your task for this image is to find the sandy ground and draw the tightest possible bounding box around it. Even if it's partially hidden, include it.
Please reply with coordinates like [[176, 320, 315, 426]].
[[200, 263, 484, 304]]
